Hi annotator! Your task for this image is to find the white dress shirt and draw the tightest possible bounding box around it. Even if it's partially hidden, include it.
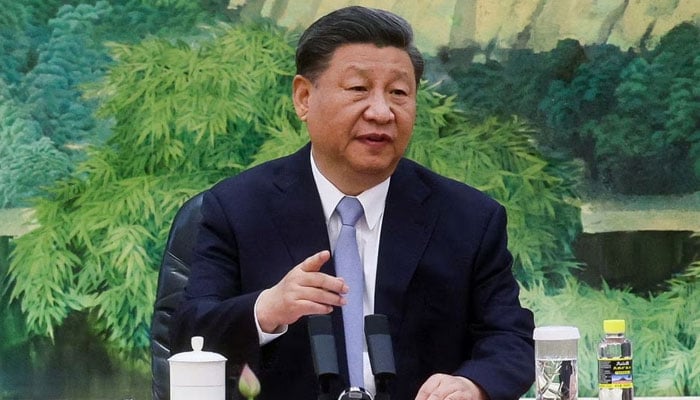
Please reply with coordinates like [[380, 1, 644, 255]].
[[253, 151, 389, 395], [312, 152, 389, 395]]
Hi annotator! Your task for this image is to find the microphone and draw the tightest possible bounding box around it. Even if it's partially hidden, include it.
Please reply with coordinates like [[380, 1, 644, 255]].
[[308, 315, 340, 400], [364, 314, 396, 399]]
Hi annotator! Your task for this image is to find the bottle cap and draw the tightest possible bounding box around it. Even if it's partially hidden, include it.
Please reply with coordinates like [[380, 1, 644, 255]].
[[533, 325, 580, 341], [603, 319, 626, 334]]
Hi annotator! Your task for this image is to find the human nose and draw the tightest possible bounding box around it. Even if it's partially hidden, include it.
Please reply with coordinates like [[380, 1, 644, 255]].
[[363, 92, 395, 123]]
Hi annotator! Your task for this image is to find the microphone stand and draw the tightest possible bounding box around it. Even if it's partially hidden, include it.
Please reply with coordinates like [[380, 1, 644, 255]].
[[365, 314, 396, 400], [337, 387, 373, 400], [373, 375, 392, 400]]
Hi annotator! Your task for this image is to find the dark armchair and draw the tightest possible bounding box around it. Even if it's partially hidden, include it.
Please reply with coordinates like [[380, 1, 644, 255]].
[[150, 192, 204, 400]]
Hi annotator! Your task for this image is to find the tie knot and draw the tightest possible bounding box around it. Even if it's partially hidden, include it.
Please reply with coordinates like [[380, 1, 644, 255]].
[[336, 196, 364, 227]]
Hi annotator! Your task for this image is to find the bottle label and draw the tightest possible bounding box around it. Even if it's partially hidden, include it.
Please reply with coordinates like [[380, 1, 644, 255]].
[[598, 357, 633, 389]]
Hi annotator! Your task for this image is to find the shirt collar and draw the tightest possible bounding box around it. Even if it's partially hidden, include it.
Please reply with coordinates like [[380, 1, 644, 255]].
[[310, 150, 389, 230]]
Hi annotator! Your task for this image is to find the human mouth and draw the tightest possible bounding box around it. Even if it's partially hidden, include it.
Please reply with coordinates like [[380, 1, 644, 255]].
[[357, 133, 393, 144]]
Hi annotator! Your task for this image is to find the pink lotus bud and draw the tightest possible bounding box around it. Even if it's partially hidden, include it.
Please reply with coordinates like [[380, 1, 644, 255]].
[[238, 363, 261, 400]]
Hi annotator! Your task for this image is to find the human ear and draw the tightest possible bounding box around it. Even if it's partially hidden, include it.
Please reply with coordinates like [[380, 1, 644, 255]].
[[292, 75, 312, 121]]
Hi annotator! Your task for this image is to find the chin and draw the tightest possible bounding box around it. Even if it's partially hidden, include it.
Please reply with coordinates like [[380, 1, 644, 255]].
[[352, 161, 398, 179]]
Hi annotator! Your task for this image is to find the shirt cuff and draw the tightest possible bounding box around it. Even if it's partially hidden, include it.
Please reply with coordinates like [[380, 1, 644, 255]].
[[254, 292, 288, 345]]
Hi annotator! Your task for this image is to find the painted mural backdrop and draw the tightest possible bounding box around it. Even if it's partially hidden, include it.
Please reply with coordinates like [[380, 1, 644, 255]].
[[0, 1, 698, 398]]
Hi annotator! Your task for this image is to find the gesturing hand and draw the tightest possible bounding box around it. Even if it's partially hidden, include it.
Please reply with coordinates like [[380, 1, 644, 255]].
[[415, 374, 488, 400], [255, 250, 348, 333]]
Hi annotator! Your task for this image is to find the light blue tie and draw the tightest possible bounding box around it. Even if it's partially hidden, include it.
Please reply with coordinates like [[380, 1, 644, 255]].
[[334, 196, 365, 388]]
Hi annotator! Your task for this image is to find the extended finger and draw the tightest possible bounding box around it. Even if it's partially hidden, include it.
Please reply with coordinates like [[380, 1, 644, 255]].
[[302, 270, 348, 295], [293, 251, 347, 295], [298, 250, 331, 272], [290, 281, 348, 307]]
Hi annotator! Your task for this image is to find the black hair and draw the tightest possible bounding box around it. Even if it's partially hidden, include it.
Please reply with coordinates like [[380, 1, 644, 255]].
[[295, 6, 424, 84]]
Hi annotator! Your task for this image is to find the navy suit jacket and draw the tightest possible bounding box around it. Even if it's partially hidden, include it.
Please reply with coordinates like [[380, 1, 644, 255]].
[[171, 144, 535, 400]]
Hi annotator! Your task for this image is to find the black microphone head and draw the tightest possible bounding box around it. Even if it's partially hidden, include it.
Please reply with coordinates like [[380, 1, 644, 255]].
[[364, 314, 396, 380], [364, 314, 390, 336], [308, 315, 340, 379], [309, 314, 334, 336]]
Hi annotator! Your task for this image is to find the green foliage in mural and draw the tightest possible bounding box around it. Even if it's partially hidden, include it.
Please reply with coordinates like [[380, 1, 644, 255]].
[[0, 0, 230, 208], [522, 258, 700, 396], [0, 2, 115, 208], [0, 236, 29, 352], [0, 1, 32, 85], [655, 259, 700, 395], [436, 38, 588, 124], [103, 0, 231, 42], [0, 81, 72, 207], [583, 23, 700, 194], [9, 20, 297, 364], [436, 25, 700, 195], [539, 44, 632, 178], [21, 2, 114, 148]]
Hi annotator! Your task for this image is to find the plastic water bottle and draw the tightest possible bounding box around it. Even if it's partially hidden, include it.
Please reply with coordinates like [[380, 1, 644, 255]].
[[598, 320, 633, 400]]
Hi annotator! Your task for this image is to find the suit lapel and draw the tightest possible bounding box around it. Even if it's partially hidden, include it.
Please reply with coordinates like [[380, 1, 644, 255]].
[[375, 160, 437, 337], [267, 145, 332, 270]]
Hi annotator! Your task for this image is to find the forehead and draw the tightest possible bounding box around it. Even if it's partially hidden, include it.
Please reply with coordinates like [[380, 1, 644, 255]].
[[323, 43, 415, 80]]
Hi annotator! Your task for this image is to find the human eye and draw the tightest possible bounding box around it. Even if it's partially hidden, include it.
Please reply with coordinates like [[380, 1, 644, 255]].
[[389, 83, 413, 99], [348, 85, 368, 92], [389, 80, 411, 97]]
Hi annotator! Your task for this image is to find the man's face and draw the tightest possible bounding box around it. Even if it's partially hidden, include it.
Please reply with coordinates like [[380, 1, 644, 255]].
[[293, 43, 417, 194]]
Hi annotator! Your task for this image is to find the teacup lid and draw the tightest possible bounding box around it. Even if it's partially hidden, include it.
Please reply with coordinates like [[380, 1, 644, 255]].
[[168, 336, 227, 363], [533, 326, 580, 341]]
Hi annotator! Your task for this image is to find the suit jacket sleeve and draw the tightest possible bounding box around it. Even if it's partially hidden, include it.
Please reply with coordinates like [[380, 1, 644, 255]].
[[456, 204, 535, 400], [170, 188, 262, 375], [377, 161, 534, 400]]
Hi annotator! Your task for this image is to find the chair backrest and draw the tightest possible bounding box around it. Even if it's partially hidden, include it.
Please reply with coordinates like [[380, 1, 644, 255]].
[[150, 192, 204, 400]]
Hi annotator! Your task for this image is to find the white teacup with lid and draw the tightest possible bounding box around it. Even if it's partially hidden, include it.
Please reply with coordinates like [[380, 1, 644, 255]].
[[169, 336, 227, 400]]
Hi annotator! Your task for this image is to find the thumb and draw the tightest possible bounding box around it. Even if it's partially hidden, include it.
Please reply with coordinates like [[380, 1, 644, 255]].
[[298, 250, 331, 273]]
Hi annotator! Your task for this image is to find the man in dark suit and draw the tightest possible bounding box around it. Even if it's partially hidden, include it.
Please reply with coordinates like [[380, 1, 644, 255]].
[[171, 6, 534, 400]]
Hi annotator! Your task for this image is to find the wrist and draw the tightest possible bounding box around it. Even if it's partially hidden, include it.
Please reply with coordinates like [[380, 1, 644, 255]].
[[255, 289, 281, 333]]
